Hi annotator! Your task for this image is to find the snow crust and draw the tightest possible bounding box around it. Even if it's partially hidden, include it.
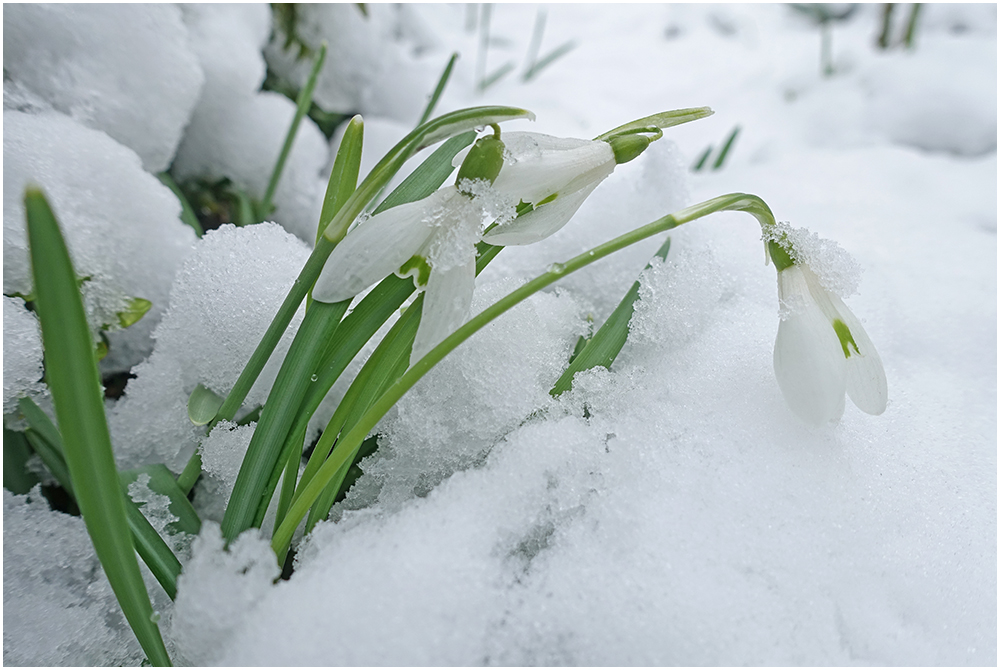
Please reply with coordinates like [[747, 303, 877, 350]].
[[3, 4, 995, 667], [3, 297, 45, 419]]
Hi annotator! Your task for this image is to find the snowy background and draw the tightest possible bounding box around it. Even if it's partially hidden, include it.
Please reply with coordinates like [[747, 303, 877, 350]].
[[3, 3, 996, 666]]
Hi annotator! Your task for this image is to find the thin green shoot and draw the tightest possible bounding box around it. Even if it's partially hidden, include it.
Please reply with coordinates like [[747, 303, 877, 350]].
[[712, 125, 741, 170], [550, 236, 671, 396], [480, 61, 517, 91], [260, 42, 328, 220], [157, 172, 204, 237], [523, 40, 576, 82], [418, 52, 459, 127]]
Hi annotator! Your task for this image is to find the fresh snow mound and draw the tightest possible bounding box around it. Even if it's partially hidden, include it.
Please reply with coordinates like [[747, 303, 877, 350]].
[[3, 110, 197, 374], [2, 4, 203, 172], [108, 223, 310, 471]]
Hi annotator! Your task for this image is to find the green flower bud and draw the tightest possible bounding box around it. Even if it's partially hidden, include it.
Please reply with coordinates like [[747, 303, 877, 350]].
[[607, 134, 651, 164], [456, 133, 506, 193]]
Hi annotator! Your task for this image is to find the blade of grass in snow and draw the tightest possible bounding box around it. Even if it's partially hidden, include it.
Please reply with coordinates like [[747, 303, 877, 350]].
[[480, 61, 516, 91], [24, 189, 171, 665], [215, 127, 482, 530], [523, 40, 576, 82], [271, 193, 777, 557], [551, 237, 671, 396], [157, 171, 204, 237], [19, 394, 194, 602], [712, 126, 741, 170], [210, 106, 533, 429], [692, 145, 713, 172], [3, 428, 40, 494], [315, 114, 363, 248], [418, 52, 459, 127], [260, 43, 328, 220]]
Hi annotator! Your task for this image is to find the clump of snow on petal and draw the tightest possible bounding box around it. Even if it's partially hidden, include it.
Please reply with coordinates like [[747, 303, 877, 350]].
[[764, 221, 862, 297]]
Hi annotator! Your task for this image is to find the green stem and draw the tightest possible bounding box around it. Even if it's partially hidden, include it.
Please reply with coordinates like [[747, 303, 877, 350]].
[[260, 43, 328, 219], [271, 193, 775, 556]]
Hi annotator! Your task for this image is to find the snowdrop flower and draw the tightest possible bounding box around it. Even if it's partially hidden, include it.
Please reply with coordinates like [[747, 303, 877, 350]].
[[769, 240, 887, 425], [476, 131, 649, 246], [313, 128, 654, 362], [313, 131, 513, 362]]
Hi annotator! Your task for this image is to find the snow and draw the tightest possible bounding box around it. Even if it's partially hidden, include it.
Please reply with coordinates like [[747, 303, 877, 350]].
[[3, 110, 197, 373], [108, 223, 310, 471], [2, 297, 45, 420], [3, 3, 995, 666], [2, 4, 204, 173]]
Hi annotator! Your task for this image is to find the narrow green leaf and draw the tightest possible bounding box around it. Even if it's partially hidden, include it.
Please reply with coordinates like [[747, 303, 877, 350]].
[[262, 42, 328, 219], [157, 171, 204, 237], [712, 125, 740, 170], [24, 188, 171, 665], [188, 383, 224, 426], [596, 107, 714, 142], [4, 428, 40, 494], [479, 61, 516, 91], [550, 237, 671, 396], [20, 398, 187, 602], [317, 114, 363, 247], [692, 145, 713, 172], [523, 40, 576, 82], [418, 52, 459, 127]]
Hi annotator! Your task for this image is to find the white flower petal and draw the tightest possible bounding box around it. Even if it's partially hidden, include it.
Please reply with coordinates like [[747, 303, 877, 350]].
[[482, 179, 600, 246], [829, 293, 888, 415], [410, 252, 477, 363], [773, 267, 848, 426], [312, 192, 444, 303], [491, 135, 614, 205]]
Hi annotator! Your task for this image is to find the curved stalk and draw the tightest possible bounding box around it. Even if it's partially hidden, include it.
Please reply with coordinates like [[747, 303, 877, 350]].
[[271, 193, 776, 556]]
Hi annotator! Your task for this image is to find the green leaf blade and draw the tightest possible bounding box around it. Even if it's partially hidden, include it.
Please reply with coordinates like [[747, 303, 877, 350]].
[[25, 188, 171, 666]]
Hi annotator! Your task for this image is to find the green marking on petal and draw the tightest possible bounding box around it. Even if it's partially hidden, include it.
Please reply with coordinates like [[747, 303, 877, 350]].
[[117, 297, 152, 329], [398, 255, 432, 289], [832, 318, 860, 358], [536, 192, 558, 207], [768, 240, 796, 272]]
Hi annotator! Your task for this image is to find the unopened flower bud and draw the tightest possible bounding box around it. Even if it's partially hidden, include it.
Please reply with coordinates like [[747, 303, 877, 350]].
[[607, 134, 651, 164], [456, 132, 505, 193]]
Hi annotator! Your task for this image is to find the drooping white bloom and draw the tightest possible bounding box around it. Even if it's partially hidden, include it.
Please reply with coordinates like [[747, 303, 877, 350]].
[[772, 261, 887, 426], [474, 132, 618, 246], [312, 182, 512, 362], [314, 130, 628, 364]]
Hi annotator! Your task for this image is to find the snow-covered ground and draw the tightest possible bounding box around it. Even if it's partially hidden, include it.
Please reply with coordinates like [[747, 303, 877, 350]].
[[3, 4, 996, 666]]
